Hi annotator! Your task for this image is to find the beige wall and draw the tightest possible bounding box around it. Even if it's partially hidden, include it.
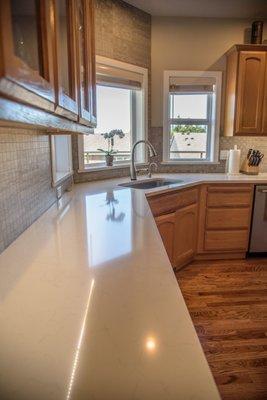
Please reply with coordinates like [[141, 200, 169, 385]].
[[151, 17, 267, 127]]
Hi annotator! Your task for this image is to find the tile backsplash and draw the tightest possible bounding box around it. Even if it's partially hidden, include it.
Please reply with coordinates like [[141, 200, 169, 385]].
[[0, 129, 56, 253], [220, 136, 267, 172], [151, 127, 267, 174]]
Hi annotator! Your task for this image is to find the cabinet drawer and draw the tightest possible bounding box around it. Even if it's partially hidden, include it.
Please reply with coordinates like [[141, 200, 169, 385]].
[[148, 188, 198, 217], [206, 207, 251, 229], [204, 230, 248, 251], [207, 186, 253, 208]]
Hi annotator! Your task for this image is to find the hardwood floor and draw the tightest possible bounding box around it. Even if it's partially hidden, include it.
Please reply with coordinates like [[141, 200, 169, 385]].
[[175, 258, 267, 400]]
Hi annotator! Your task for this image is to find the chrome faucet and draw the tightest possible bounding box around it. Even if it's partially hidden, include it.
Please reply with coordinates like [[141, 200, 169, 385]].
[[130, 140, 157, 180]]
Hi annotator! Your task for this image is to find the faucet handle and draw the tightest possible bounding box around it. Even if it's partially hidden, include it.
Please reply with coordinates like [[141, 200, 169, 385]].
[[148, 162, 158, 178], [136, 167, 149, 175]]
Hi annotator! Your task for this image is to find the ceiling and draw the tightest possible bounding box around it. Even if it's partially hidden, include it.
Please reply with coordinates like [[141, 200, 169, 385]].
[[125, 0, 267, 19]]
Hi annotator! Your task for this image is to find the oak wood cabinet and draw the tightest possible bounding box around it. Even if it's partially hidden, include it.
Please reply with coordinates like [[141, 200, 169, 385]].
[[76, 0, 97, 127], [174, 203, 198, 268], [197, 184, 254, 259], [149, 183, 254, 269], [0, 0, 96, 132], [224, 44, 267, 136], [0, 0, 56, 111], [148, 187, 199, 270], [54, 0, 79, 120], [155, 213, 175, 266]]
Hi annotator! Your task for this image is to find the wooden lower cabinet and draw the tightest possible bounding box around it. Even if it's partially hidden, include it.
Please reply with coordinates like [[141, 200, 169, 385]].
[[197, 183, 254, 259], [150, 189, 199, 270], [155, 213, 175, 266], [155, 204, 198, 270], [174, 203, 198, 269], [204, 230, 248, 252], [149, 183, 254, 269], [206, 207, 251, 229]]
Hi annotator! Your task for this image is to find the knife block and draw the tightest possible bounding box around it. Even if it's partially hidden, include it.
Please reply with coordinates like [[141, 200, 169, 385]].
[[240, 159, 259, 175]]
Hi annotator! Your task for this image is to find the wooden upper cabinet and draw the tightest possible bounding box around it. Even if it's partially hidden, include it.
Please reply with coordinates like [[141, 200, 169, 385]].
[[262, 61, 267, 134], [54, 0, 78, 120], [236, 51, 266, 134], [0, 0, 56, 111], [76, 0, 96, 127], [224, 45, 267, 136], [0, 0, 97, 131]]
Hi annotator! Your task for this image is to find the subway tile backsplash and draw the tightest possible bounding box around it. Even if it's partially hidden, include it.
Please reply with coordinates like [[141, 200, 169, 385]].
[[0, 128, 56, 253]]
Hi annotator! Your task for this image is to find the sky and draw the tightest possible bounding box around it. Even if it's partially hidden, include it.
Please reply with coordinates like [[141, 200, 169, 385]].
[[94, 86, 208, 136], [94, 85, 131, 134]]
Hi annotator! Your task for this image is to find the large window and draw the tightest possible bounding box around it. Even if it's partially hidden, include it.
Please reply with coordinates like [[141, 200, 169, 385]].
[[79, 57, 148, 170], [163, 71, 222, 163]]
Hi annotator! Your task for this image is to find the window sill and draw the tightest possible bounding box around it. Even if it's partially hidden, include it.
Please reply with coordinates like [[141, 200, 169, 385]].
[[52, 171, 73, 187], [78, 162, 147, 173], [161, 160, 220, 166]]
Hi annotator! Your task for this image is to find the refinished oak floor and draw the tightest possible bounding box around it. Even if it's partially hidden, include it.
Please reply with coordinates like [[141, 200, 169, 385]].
[[175, 258, 267, 400]]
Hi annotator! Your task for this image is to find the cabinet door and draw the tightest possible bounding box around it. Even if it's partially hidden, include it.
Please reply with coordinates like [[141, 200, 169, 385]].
[[76, 0, 96, 127], [174, 203, 198, 269], [54, 0, 78, 120], [235, 51, 266, 134], [155, 213, 175, 267], [262, 61, 267, 135], [0, 0, 55, 111]]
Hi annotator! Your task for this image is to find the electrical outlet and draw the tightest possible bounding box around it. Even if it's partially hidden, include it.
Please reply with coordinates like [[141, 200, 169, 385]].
[[220, 150, 229, 160], [56, 186, 62, 199]]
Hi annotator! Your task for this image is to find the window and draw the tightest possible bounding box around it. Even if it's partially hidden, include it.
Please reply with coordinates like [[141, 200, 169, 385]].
[[79, 56, 148, 170], [51, 135, 73, 187], [163, 71, 222, 163]]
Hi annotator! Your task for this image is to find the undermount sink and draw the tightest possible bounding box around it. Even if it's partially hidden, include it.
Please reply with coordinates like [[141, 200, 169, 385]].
[[119, 178, 184, 190]]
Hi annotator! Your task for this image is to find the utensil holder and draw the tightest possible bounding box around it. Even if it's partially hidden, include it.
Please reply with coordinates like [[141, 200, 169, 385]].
[[240, 159, 259, 175]]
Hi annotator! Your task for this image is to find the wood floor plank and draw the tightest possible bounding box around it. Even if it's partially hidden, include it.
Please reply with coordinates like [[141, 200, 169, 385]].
[[175, 258, 267, 400]]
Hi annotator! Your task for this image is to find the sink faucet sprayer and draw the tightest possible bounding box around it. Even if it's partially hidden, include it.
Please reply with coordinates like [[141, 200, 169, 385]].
[[130, 140, 157, 180]]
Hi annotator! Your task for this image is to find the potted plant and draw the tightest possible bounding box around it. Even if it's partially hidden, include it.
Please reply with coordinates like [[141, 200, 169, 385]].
[[97, 129, 125, 166]]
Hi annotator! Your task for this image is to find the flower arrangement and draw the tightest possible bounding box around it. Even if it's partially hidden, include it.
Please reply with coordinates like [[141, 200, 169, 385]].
[[97, 129, 125, 166]]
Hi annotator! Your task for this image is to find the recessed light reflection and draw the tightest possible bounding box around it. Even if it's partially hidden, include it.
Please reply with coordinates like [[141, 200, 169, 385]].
[[145, 336, 157, 352]]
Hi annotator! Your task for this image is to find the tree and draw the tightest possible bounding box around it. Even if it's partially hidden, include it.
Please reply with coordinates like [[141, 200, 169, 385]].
[[170, 120, 206, 147], [172, 124, 206, 135]]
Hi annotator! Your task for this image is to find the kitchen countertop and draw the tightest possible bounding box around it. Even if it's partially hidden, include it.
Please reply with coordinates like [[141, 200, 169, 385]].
[[1, 173, 267, 400]]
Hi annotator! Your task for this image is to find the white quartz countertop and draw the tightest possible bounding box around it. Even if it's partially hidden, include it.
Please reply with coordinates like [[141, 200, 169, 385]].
[[1, 173, 267, 400]]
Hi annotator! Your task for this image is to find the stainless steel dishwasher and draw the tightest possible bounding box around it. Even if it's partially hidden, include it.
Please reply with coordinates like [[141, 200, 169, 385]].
[[249, 185, 267, 253]]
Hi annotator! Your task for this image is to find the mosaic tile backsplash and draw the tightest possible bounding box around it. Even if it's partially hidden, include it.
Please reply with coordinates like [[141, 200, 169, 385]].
[[0, 129, 56, 253], [151, 127, 267, 174], [74, 125, 267, 183]]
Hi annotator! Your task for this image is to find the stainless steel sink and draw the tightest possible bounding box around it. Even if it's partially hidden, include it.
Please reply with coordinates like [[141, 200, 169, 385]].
[[118, 178, 183, 190]]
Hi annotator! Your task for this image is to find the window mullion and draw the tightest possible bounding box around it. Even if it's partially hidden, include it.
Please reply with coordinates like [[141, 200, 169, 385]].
[[205, 93, 213, 161], [170, 118, 209, 125]]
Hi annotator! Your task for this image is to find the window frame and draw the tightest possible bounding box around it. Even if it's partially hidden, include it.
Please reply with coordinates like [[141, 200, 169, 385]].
[[163, 70, 222, 165], [50, 135, 73, 187], [78, 56, 148, 172]]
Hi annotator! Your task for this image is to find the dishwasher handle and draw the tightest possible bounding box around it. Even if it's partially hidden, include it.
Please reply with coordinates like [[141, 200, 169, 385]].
[[258, 189, 267, 193]]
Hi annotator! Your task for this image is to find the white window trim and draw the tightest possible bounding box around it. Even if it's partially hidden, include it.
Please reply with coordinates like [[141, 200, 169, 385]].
[[50, 135, 73, 187], [163, 70, 222, 164], [78, 56, 148, 172]]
